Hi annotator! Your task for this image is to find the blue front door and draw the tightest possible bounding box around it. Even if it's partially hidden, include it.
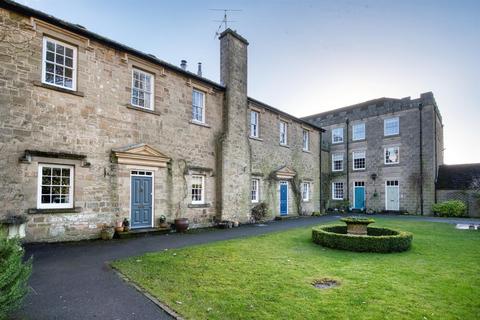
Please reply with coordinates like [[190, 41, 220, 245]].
[[131, 175, 153, 228], [280, 181, 288, 216], [354, 186, 365, 209]]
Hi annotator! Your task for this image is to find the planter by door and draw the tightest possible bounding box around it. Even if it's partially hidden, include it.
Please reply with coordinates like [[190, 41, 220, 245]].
[[279, 181, 288, 216], [131, 173, 153, 228], [174, 218, 189, 233], [385, 180, 400, 211]]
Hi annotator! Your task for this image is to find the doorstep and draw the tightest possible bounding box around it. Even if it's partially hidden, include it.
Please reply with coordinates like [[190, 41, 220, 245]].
[[115, 227, 171, 239]]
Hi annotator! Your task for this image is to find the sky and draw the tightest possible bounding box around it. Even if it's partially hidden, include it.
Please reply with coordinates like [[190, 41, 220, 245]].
[[19, 0, 480, 164]]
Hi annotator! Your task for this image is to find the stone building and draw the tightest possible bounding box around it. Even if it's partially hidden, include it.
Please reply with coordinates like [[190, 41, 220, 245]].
[[0, 1, 322, 242], [303, 93, 444, 214]]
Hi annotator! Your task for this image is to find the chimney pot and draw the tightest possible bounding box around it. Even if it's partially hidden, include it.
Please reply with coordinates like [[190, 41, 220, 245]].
[[180, 60, 187, 70], [197, 62, 202, 77]]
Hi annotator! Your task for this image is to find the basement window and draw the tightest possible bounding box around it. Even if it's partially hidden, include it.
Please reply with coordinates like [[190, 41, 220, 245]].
[[37, 164, 74, 209]]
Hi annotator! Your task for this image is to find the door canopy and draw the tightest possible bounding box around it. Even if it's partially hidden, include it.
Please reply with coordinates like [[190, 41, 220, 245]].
[[112, 143, 170, 168], [273, 166, 296, 180]]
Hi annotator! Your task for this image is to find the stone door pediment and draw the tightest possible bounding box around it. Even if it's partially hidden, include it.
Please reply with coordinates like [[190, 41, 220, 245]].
[[274, 166, 296, 180], [112, 143, 170, 168]]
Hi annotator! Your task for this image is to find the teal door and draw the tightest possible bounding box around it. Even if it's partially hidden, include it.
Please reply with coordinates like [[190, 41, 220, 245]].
[[280, 182, 288, 215], [354, 185, 365, 209], [131, 175, 153, 228]]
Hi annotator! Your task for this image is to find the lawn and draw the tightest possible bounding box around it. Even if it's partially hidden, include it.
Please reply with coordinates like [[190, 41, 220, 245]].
[[112, 219, 480, 319]]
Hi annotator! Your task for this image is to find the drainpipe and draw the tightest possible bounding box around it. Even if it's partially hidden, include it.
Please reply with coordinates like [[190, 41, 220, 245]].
[[434, 107, 437, 203], [419, 104, 424, 215], [319, 131, 322, 213], [345, 118, 350, 205]]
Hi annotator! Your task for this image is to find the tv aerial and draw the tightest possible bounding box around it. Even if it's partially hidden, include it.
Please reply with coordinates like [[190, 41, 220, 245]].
[[210, 8, 242, 38]]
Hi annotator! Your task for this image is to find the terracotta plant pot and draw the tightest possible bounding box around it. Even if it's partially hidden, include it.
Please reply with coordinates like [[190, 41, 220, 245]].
[[115, 226, 124, 233], [100, 227, 115, 240], [174, 218, 189, 233]]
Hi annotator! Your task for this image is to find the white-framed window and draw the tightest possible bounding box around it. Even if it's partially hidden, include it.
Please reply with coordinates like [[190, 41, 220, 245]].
[[251, 178, 260, 203], [332, 182, 344, 200], [192, 89, 205, 123], [302, 182, 310, 202], [42, 37, 77, 91], [384, 117, 399, 136], [131, 68, 154, 110], [384, 146, 400, 164], [279, 121, 288, 145], [191, 175, 205, 204], [332, 127, 344, 144], [332, 153, 344, 172], [353, 151, 366, 170], [250, 111, 259, 138], [302, 130, 310, 151], [37, 164, 74, 209], [352, 123, 365, 141]]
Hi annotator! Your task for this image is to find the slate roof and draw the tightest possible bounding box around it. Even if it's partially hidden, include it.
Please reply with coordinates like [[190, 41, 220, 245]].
[[436, 164, 480, 190]]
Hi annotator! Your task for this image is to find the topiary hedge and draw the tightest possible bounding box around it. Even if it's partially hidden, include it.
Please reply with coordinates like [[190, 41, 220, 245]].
[[312, 225, 412, 253]]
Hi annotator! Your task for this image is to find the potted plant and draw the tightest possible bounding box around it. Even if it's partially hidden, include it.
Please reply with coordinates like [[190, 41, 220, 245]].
[[174, 217, 189, 233], [100, 224, 115, 240], [115, 220, 124, 233], [122, 218, 130, 232], [159, 215, 168, 228]]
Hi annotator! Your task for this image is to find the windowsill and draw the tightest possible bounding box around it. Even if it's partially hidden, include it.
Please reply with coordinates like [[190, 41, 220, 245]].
[[279, 144, 290, 148], [332, 142, 344, 145], [302, 149, 311, 153], [249, 136, 263, 141], [384, 134, 400, 138], [33, 81, 85, 97], [352, 139, 366, 142], [251, 201, 259, 204], [188, 203, 211, 208], [189, 120, 211, 128], [126, 104, 161, 116], [28, 207, 82, 214], [384, 163, 400, 167], [332, 170, 344, 173], [302, 200, 310, 203], [353, 169, 366, 171]]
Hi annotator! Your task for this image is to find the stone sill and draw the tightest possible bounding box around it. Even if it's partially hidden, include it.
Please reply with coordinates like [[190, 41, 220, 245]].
[[279, 144, 290, 148], [249, 136, 263, 141], [33, 81, 85, 97], [28, 207, 82, 214], [383, 134, 401, 139], [189, 120, 211, 128], [126, 104, 161, 116], [384, 163, 400, 167], [187, 203, 211, 209], [302, 149, 311, 154], [331, 142, 344, 145], [351, 139, 366, 143]]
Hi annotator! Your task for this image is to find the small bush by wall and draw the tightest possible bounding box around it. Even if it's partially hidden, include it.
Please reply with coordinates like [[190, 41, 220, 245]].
[[311, 225, 412, 253], [0, 235, 32, 319], [432, 200, 467, 217], [251, 202, 268, 222]]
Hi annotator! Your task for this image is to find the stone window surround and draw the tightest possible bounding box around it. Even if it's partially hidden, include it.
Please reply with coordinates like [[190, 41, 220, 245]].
[[279, 119, 288, 146], [192, 88, 206, 123], [190, 174, 205, 205], [250, 110, 260, 138], [302, 128, 310, 152]]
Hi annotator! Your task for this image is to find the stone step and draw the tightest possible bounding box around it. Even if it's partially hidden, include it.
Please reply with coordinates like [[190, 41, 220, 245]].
[[115, 227, 171, 239]]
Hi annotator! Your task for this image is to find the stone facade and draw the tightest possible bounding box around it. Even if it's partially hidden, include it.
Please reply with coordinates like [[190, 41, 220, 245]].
[[0, 3, 321, 242], [304, 93, 444, 214]]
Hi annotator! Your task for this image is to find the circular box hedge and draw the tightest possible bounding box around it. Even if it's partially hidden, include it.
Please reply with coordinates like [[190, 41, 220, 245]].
[[312, 225, 412, 253]]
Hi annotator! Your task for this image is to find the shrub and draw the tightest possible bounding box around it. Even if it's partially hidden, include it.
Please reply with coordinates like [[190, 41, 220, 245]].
[[432, 200, 467, 217], [311, 225, 412, 253], [251, 202, 268, 222], [0, 235, 32, 319]]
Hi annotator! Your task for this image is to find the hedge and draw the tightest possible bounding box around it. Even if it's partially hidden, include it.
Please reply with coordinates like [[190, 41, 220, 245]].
[[432, 200, 467, 217], [312, 225, 412, 253]]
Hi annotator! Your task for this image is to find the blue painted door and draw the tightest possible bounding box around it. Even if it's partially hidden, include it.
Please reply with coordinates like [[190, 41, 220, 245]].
[[280, 182, 288, 216], [354, 186, 365, 209], [131, 175, 153, 228]]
